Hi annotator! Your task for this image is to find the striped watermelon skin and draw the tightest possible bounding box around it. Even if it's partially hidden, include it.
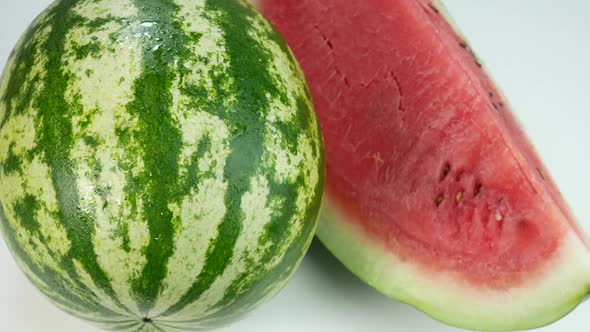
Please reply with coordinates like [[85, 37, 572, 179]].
[[0, 0, 324, 330]]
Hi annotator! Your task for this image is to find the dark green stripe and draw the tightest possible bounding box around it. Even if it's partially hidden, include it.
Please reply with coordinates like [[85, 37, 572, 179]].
[[180, 135, 213, 195], [2, 143, 23, 175], [162, 0, 288, 316], [13, 194, 40, 232], [213, 39, 324, 310], [29, 0, 128, 316], [179, 93, 325, 320], [0, 201, 122, 320], [196, 182, 323, 325], [128, 0, 189, 313], [216, 181, 301, 305]]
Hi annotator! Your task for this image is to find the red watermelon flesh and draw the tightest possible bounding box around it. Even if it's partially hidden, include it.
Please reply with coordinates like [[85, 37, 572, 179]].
[[256, 0, 590, 330]]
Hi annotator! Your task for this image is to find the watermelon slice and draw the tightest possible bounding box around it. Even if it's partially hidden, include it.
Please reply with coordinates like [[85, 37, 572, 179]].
[[255, 0, 590, 330]]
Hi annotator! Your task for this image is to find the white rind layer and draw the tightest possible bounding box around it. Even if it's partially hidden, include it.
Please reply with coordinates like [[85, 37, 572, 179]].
[[318, 196, 590, 331]]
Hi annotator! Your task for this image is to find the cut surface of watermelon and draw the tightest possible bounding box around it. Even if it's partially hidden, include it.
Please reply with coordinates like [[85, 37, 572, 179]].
[[256, 0, 590, 329]]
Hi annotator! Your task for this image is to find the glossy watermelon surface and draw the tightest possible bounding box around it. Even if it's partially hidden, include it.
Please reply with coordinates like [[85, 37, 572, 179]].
[[0, 0, 324, 330]]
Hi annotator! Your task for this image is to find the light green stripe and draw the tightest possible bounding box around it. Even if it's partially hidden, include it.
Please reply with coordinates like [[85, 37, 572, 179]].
[[149, 0, 232, 317], [64, 0, 147, 317], [164, 175, 274, 320]]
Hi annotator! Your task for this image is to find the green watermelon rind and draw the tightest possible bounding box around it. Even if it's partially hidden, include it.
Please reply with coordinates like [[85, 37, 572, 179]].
[[0, 0, 324, 330]]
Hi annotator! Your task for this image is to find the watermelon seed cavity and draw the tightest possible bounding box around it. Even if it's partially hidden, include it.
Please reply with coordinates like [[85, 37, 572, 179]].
[[325, 39, 334, 50], [435, 195, 445, 207], [455, 170, 464, 182], [314, 24, 334, 50], [313, 24, 351, 89], [441, 162, 451, 180], [456, 191, 464, 204], [474, 183, 482, 196], [537, 167, 546, 180], [428, 3, 439, 14]]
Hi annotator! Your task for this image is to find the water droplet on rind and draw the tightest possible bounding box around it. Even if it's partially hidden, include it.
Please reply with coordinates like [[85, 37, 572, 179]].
[[140, 21, 156, 28]]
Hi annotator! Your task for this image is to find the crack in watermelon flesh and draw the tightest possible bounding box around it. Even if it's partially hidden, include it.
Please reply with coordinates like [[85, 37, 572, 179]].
[[256, 0, 590, 329]]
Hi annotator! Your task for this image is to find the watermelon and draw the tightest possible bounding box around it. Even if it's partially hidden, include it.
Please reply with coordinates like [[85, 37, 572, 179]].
[[0, 0, 324, 330], [256, 0, 590, 330]]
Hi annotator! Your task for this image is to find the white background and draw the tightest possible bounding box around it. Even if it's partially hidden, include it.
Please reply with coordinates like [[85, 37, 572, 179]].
[[1, 0, 589, 331]]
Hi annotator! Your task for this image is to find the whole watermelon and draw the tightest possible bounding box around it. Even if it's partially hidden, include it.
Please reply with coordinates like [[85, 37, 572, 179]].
[[0, 0, 324, 330]]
